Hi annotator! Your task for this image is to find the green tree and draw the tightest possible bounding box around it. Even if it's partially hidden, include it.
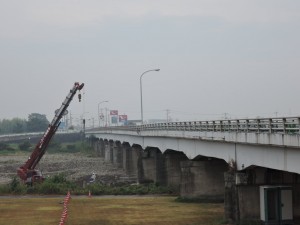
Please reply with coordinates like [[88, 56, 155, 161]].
[[11, 118, 27, 133], [27, 113, 49, 132], [0, 119, 12, 134]]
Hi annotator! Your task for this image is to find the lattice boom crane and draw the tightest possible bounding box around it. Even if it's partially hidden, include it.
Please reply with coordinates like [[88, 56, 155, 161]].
[[17, 82, 84, 184]]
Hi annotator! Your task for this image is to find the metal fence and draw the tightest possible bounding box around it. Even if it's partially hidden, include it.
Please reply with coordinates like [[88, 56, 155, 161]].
[[91, 117, 300, 134]]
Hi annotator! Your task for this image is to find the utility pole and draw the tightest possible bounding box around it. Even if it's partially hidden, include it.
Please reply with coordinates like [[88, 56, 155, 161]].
[[105, 108, 109, 127], [69, 111, 72, 127], [166, 109, 170, 123]]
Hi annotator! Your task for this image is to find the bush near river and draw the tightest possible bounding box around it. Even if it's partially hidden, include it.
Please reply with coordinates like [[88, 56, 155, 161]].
[[0, 174, 175, 196]]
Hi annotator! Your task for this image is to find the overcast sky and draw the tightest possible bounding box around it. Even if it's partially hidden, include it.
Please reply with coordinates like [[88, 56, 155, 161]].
[[0, 0, 299, 126]]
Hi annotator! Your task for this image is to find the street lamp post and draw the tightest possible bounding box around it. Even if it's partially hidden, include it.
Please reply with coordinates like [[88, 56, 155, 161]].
[[140, 69, 160, 124], [80, 111, 89, 141], [98, 101, 108, 127]]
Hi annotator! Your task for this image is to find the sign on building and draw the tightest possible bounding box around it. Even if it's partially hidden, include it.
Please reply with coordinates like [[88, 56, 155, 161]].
[[110, 110, 118, 116], [119, 115, 128, 122]]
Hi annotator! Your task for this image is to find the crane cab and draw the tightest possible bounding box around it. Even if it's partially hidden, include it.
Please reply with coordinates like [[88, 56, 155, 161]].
[[26, 170, 44, 185]]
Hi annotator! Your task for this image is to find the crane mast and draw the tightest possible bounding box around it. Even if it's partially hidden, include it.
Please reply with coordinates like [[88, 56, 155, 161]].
[[17, 82, 84, 184]]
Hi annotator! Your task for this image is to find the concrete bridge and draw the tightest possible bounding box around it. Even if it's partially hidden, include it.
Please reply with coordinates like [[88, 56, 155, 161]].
[[0, 132, 43, 143], [86, 117, 300, 224], [0, 131, 81, 144]]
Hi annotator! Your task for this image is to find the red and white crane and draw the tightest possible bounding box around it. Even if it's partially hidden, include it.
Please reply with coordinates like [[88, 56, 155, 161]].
[[17, 82, 84, 184]]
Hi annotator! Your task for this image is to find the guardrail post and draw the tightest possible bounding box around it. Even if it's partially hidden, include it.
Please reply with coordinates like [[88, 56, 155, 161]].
[[283, 118, 286, 134], [200, 121, 203, 132], [175, 122, 179, 131], [192, 121, 196, 131], [228, 120, 231, 132], [220, 121, 223, 132]]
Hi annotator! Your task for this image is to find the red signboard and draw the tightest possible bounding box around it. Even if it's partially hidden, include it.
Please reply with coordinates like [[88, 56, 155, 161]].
[[119, 115, 128, 122], [110, 110, 118, 116]]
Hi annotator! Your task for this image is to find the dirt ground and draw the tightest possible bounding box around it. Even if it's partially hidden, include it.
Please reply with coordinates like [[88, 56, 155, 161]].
[[0, 152, 128, 185]]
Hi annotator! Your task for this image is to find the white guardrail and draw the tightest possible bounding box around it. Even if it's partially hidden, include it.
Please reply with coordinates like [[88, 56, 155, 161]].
[[90, 117, 300, 134], [0, 130, 78, 140]]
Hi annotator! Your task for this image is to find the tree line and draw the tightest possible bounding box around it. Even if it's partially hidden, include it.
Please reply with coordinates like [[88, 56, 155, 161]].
[[0, 113, 49, 135]]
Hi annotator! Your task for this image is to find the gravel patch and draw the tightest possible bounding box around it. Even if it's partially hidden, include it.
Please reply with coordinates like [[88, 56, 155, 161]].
[[0, 153, 128, 185]]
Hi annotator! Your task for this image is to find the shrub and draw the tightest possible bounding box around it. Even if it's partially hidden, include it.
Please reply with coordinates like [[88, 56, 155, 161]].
[[47, 142, 62, 153], [0, 184, 10, 194], [50, 173, 67, 183], [9, 177, 27, 194], [66, 144, 76, 151], [18, 141, 32, 151], [0, 174, 175, 196], [36, 174, 77, 194], [0, 143, 9, 151]]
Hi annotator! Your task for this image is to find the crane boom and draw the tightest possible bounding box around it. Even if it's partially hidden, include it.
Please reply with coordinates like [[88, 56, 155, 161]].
[[17, 82, 84, 184]]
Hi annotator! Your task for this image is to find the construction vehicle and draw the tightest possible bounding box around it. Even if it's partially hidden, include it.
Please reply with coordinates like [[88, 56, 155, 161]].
[[17, 82, 84, 185]]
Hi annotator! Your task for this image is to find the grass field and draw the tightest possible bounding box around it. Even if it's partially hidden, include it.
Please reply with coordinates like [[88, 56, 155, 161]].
[[0, 196, 225, 225]]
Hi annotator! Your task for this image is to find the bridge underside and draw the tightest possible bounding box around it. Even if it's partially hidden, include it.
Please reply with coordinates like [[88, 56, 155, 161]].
[[90, 133, 300, 175], [88, 135, 300, 223]]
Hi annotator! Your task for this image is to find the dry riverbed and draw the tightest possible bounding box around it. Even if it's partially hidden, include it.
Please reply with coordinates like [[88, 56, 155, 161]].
[[0, 152, 127, 185]]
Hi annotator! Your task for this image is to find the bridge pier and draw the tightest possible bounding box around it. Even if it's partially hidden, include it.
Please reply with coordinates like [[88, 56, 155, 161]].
[[113, 141, 123, 168], [180, 157, 227, 202], [139, 147, 165, 185], [104, 140, 113, 163], [164, 150, 188, 191], [224, 171, 240, 222], [98, 139, 105, 157], [91, 138, 97, 155], [122, 143, 140, 179], [104, 140, 109, 162], [224, 167, 300, 223], [122, 142, 131, 173]]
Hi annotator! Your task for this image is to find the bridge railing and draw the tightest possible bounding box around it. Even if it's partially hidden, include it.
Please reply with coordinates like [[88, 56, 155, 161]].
[[143, 117, 300, 134], [89, 117, 300, 134]]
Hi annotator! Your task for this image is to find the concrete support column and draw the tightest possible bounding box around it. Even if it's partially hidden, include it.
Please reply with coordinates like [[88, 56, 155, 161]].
[[131, 145, 141, 180], [109, 140, 114, 163], [104, 140, 111, 162], [98, 139, 105, 157], [113, 141, 123, 168], [91, 138, 98, 155], [95, 139, 101, 157], [224, 172, 239, 222], [164, 150, 188, 191], [224, 167, 300, 222], [139, 147, 165, 185], [122, 143, 139, 179], [122, 142, 130, 172], [180, 158, 227, 202]]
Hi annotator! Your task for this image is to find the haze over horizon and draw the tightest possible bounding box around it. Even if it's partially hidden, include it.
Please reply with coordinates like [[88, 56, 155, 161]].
[[1, 0, 299, 126]]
